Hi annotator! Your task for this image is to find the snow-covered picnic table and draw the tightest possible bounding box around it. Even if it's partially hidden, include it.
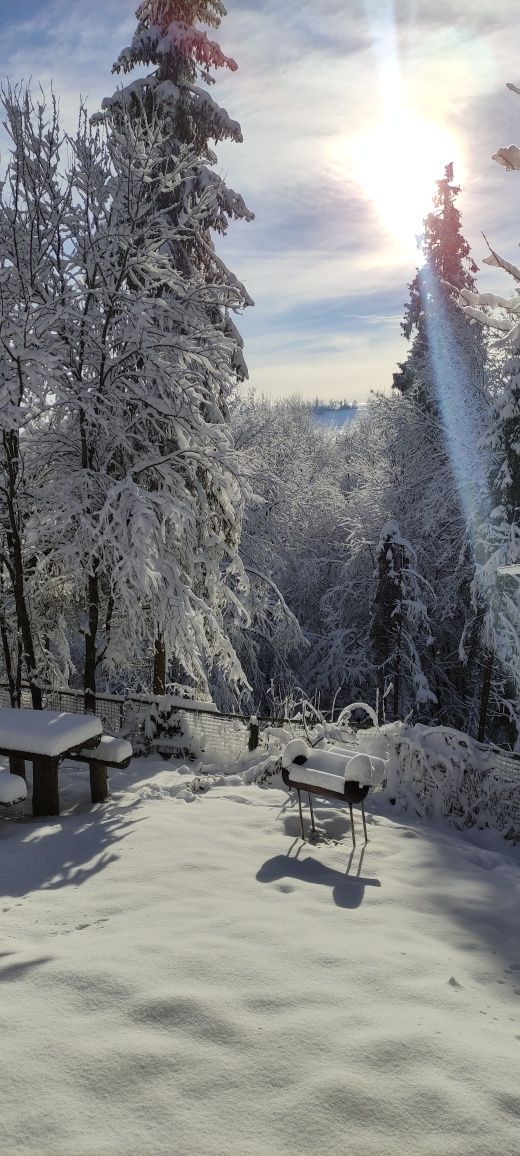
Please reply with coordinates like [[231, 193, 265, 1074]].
[[0, 707, 102, 817]]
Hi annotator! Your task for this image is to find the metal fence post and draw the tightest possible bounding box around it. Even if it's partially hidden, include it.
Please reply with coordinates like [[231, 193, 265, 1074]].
[[248, 717, 259, 752]]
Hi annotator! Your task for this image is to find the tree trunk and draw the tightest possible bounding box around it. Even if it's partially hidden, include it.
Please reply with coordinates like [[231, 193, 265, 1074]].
[[3, 431, 42, 709], [14, 636, 22, 709], [477, 651, 494, 743], [153, 632, 166, 696], [392, 610, 402, 721], [0, 606, 16, 706], [10, 537, 42, 709], [372, 539, 403, 724], [84, 568, 99, 715]]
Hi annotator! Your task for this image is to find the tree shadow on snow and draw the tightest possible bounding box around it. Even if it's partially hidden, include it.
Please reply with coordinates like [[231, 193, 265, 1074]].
[[372, 799, 520, 979], [256, 846, 381, 909], [0, 949, 53, 981], [0, 799, 144, 898]]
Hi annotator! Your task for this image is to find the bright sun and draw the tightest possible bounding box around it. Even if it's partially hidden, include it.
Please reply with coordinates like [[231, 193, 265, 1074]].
[[348, 112, 460, 258]]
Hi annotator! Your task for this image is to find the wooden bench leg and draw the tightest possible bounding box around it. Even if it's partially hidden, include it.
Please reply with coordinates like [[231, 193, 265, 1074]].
[[349, 803, 356, 849], [89, 762, 109, 804], [9, 755, 26, 780], [32, 756, 60, 817]]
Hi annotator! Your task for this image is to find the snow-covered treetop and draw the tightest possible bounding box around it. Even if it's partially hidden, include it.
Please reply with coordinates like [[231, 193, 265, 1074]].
[[136, 0, 227, 29], [401, 166, 476, 344], [113, 1, 237, 86], [98, 0, 253, 379], [99, 0, 246, 159]]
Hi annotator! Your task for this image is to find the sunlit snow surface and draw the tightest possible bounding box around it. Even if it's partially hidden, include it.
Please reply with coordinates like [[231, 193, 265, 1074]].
[[1, 757, 520, 1155]]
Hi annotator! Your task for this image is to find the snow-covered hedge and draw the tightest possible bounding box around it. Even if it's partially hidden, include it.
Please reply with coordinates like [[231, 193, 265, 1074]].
[[379, 721, 517, 841], [354, 722, 520, 841], [245, 713, 520, 842]]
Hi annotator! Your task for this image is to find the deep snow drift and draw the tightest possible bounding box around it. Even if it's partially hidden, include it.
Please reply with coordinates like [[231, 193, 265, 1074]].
[[1, 756, 520, 1156]]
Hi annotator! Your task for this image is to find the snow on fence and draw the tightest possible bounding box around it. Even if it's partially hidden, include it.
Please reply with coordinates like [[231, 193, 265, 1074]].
[[0, 685, 307, 765], [0, 683, 126, 734], [1, 684, 519, 835]]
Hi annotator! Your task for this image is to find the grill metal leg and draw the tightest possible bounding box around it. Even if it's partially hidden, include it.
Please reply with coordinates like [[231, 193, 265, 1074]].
[[297, 790, 305, 840], [308, 792, 316, 835], [361, 799, 368, 843], [349, 803, 356, 848]]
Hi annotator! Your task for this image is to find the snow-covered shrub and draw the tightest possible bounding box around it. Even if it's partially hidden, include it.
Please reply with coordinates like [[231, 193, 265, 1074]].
[[121, 689, 216, 758], [379, 722, 520, 840]]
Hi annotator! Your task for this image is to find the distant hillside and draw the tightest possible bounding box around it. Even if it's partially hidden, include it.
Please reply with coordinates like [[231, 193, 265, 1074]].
[[311, 403, 358, 431]]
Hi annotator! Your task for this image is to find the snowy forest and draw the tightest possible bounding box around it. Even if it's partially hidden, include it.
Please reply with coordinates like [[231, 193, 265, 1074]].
[[1, 0, 520, 749]]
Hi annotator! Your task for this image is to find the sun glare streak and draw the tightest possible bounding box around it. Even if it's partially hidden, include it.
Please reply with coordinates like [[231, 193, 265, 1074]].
[[363, 0, 402, 100], [421, 265, 489, 539]]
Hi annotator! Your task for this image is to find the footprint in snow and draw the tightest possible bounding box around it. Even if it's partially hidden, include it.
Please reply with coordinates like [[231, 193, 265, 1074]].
[[61, 917, 109, 935], [76, 917, 109, 931], [448, 976, 462, 989]]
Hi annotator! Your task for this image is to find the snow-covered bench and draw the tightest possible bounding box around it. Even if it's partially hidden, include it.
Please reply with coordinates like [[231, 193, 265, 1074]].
[[0, 707, 103, 816], [66, 735, 133, 803], [0, 708, 132, 814], [281, 739, 385, 847], [0, 770, 27, 817]]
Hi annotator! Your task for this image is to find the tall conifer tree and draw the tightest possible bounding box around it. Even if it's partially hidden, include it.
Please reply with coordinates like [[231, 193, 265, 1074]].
[[98, 0, 253, 370], [387, 167, 489, 729], [393, 165, 480, 405], [97, 1, 254, 694]]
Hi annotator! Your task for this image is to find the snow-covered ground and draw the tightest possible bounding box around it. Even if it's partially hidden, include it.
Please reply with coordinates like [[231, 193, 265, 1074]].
[[1, 756, 520, 1156]]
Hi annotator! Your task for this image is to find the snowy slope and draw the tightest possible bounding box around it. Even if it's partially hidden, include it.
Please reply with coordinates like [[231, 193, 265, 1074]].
[[1, 758, 519, 1156]]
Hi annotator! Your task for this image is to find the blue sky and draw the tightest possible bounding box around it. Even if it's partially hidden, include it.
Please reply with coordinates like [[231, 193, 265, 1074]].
[[0, 0, 519, 400]]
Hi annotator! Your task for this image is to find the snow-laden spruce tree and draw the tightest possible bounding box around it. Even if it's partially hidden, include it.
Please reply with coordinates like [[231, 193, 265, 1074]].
[[392, 166, 488, 540], [371, 520, 435, 723], [29, 99, 251, 710], [95, 0, 254, 693], [452, 82, 520, 734], [386, 167, 490, 729], [393, 166, 481, 402]]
